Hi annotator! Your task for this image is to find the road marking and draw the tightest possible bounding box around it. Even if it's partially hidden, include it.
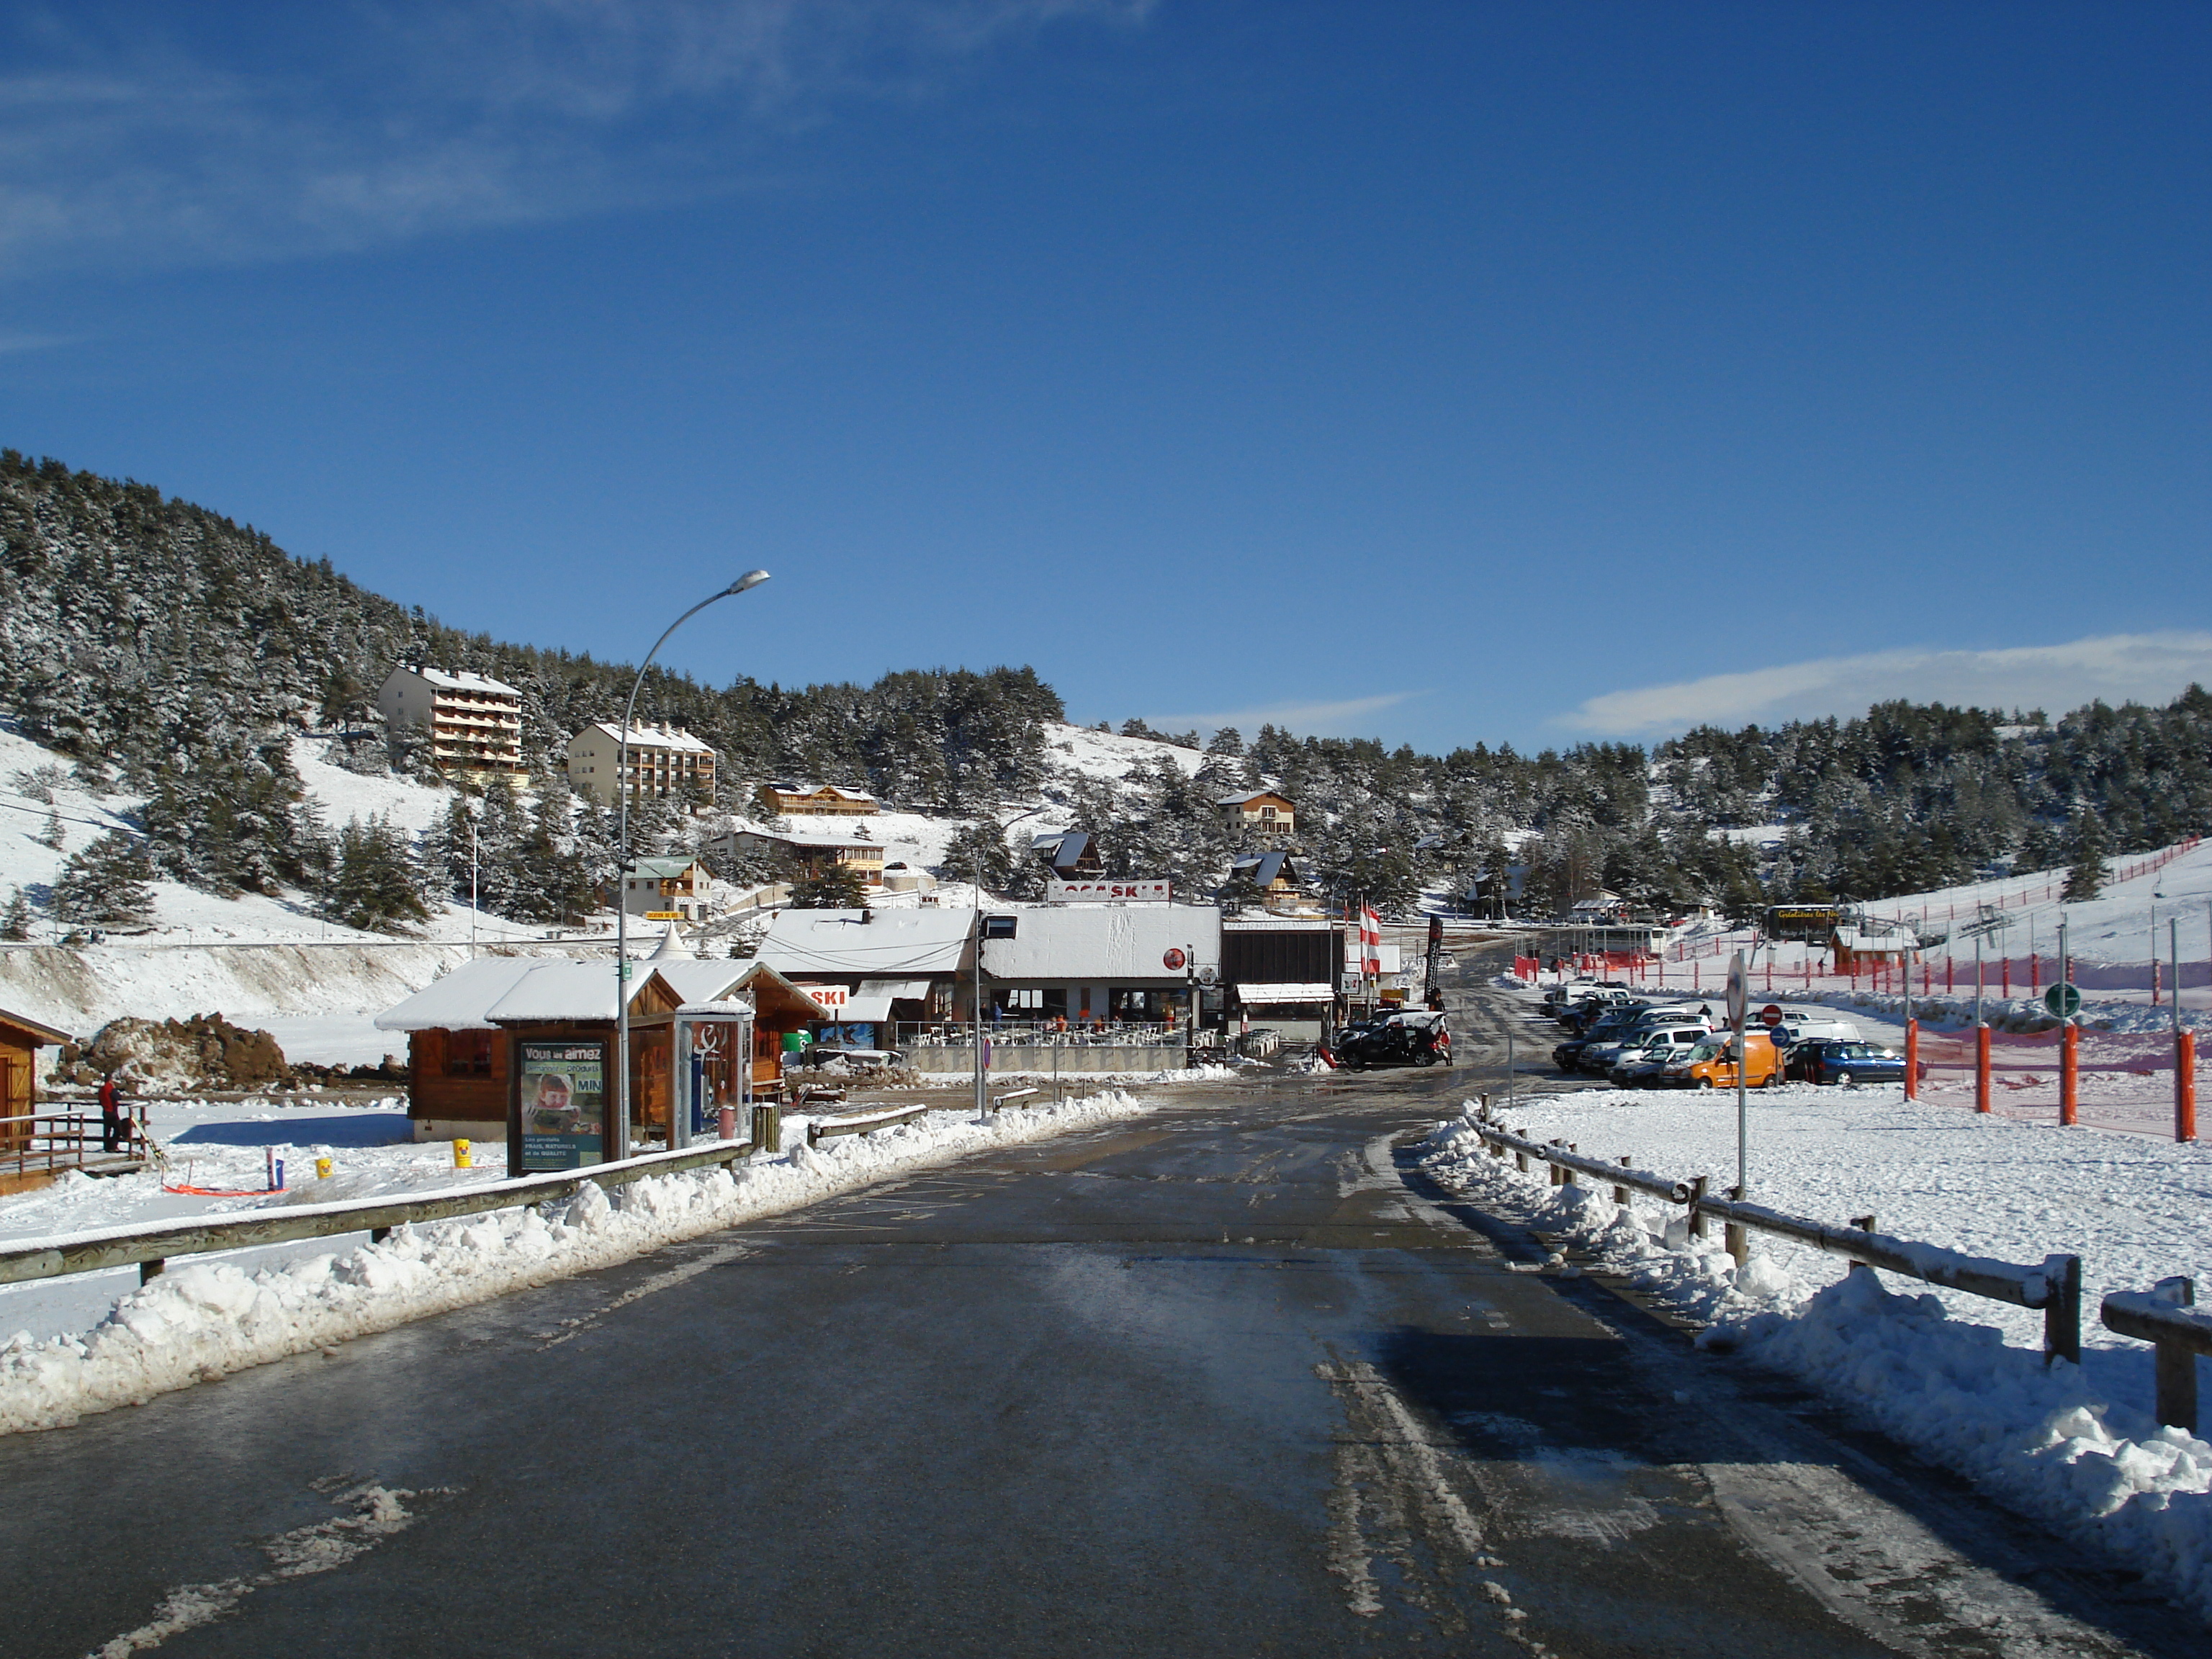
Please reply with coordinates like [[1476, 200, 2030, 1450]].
[[535, 1242, 748, 1348], [88, 1480, 451, 1657]]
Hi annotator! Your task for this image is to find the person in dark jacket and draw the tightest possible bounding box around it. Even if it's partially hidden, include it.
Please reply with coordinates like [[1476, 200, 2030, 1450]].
[[97, 1076, 125, 1154]]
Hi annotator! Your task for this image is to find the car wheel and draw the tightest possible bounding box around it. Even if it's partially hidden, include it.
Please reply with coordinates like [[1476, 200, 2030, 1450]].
[[1835, 1071, 1853, 1089], [1413, 1049, 1436, 1067], [1696, 1077, 1713, 1089]]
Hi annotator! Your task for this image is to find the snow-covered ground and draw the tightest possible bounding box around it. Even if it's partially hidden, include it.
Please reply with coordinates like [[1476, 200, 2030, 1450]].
[[1421, 1087, 2212, 1620], [0, 1087, 1159, 1436]]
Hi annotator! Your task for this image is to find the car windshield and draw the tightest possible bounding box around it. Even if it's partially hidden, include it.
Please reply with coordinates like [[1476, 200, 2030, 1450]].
[[1835, 1044, 1876, 1059], [1686, 1042, 1723, 1063]]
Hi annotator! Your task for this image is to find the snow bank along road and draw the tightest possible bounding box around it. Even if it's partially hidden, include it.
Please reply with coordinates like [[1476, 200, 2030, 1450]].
[[0, 1048, 2193, 1655]]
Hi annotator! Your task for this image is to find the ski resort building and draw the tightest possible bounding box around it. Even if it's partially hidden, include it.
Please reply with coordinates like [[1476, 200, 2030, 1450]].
[[716, 824, 887, 887], [757, 783, 879, 817], [1217, 790, 1295, 833], [377, 665, 526, 777], [565, 722, 718, 808]]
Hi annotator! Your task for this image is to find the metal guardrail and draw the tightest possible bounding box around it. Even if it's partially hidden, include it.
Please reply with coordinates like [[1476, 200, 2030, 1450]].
[[2102, 1277, 2211, 1432], [1460, 1110, 2082, 1363], [0, 1131, 766, 1290]]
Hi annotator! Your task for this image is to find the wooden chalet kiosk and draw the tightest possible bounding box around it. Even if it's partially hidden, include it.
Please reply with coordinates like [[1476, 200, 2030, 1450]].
[[376, 943, 835, 1161]]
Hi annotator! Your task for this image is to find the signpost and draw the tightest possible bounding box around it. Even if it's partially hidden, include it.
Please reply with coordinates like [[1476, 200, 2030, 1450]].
[[2045, 982, 2082, 1019]]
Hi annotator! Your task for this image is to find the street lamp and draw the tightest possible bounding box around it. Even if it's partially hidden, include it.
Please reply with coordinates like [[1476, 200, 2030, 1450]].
[[613, 570, 770, 1160], [974, 804, 1047, 1118]]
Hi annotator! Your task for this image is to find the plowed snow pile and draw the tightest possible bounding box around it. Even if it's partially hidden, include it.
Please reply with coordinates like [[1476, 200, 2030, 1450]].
[[1421, 1091, 2212, 1622], [0, 1092, 1151, 1436]]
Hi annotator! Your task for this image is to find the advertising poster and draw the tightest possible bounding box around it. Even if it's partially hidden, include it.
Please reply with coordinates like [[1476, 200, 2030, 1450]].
[[518, 1039, 606, 1171]]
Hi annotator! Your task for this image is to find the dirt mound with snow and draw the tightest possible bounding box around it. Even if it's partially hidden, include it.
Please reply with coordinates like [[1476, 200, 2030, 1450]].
[[58, 1014, 294, 1094]]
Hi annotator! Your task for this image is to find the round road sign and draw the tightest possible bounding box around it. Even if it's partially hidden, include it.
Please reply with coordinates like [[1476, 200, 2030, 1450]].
[[1162, 947, 1188, 971], [2045, 981, 2082, 1018], [1760, 1003, 1784, 1028], [1725, 953, 1749, 1026]]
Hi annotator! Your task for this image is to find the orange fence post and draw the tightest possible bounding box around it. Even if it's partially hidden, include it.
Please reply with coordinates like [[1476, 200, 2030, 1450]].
[[2061, 1024, 2079, 1127], [2002, 958, 2010, 997], [2180, 1030, 2198, 1144], [1975, 1024, 1992, 1114], [1905, 1019, 1919, 1100]]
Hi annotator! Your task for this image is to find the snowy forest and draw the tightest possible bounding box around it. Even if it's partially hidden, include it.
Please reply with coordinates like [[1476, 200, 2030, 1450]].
[[4, 449, 2211, 929]]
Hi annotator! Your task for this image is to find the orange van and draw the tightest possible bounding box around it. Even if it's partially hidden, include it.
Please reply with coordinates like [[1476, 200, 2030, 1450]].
[[1662, 1029, 1783, 1089]]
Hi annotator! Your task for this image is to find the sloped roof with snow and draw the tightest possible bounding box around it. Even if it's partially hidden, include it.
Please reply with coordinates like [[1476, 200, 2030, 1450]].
[[757, 908, 973, 977], [574, 722, 716, 753], [388, 666, 521, 697]]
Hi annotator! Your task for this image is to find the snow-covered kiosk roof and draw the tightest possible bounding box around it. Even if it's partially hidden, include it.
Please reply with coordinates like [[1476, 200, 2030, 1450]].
[[374, 958, 670, 1032]]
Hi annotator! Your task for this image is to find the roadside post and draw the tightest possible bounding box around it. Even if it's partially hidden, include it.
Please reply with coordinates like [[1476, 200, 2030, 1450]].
[[2046, 978, 2082, 1125], [2172, 917, 2197, 1143], [1727, 952, 1750, 1263], [1905, 1017, 1919, 1100], [1975, 1023, 1992, 1114]]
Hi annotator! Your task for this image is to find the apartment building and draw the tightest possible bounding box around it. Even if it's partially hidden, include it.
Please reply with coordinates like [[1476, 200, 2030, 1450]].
[[566, 721, 718, 809], [377, 666, 526, 776]]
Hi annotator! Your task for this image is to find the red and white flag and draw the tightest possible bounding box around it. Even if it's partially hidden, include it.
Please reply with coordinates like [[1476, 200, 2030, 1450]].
[[1359, 907, 1383, 976]]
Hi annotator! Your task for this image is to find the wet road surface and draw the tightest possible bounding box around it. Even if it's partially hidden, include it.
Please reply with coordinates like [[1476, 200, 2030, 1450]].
[[0, 984, 2194, 1657]]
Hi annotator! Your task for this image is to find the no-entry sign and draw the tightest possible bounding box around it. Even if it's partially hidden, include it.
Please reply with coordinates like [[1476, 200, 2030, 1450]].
[[1760, 1004, 1784, 1028]]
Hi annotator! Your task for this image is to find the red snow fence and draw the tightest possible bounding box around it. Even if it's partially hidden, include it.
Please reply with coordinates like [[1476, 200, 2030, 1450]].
[[1907, 1019, 2200, 1143]]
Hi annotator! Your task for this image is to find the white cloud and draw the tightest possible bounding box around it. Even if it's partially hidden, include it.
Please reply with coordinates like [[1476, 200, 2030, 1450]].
[[0, 1, 1153, 278], [1557, 631, 2212, 737], [1139, 691, 1419, 739]]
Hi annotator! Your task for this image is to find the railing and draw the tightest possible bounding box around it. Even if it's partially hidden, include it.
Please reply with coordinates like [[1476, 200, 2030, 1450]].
[[1457, 1105, 2082, 1363], [0, 1129, 765, 1290], [2101, 1277, 2212, 1433], [0, 1107, 150, 1180], [893, 1021, 1190, 1049]]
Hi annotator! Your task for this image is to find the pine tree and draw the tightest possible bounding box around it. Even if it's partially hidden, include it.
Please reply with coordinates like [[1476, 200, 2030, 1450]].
[[790, 862, 869, 909], [320, 817, 431, 933], [0, 889, 32, 940], [38, 809, 63, 851], [2062, 811, 2107, 902], [54, 832, 156, 925], [942, 821, 1017, 894]]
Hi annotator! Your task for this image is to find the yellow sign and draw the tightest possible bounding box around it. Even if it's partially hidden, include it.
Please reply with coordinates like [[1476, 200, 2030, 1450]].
[[644, 911, 684, 920]]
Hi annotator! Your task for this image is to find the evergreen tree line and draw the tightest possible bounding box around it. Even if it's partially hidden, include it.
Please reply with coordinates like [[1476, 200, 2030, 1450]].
[[6, 451, 2209, 927]]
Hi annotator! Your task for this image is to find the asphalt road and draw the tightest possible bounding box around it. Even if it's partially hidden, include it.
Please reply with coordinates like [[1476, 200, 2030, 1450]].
[[0, 974, 2192, 1658]]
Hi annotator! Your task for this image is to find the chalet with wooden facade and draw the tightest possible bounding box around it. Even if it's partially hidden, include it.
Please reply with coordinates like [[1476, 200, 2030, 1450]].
[[375, 949, 832, 1147], [1217, 790, 1295, 834], [0, 1004, 72, 1165], [757, 783, 879, 817], [716, 824, 886, 887], [1226, 850, 1318, 916], [1030, 830, 1103, 880]]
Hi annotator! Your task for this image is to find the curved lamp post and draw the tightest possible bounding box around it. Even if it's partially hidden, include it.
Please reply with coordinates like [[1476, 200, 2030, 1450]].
[[973, 805, 1048, 1118], [613, 570, 770, 1159]]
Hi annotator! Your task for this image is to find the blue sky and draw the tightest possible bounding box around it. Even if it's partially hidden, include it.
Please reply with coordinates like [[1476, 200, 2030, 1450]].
[[3, 1, 2208, 754]]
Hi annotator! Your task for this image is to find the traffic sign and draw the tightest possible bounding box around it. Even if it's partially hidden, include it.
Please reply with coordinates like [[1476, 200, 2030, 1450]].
[[644, 911, 684, 921], [2045, 981, 2082, 1019], [1760, 1003, 1784, 1028], [1725, 953, 1748, 1027], [1162, 947, 1188, 971]]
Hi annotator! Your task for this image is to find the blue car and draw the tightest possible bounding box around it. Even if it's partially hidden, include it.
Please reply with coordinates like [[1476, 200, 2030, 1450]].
[[1786, 1038, 1905, 1088]]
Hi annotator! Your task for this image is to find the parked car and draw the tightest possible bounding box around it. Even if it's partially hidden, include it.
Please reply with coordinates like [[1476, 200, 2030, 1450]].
[[1553, 1005, 1652, 1071], [1577, 1007, 1713, 1071], [1597, 1022, 1714, 1082], [1334, 1011, 1452, 1069], [1660, 1030, 1784, 1089], [1784, 1038, 1905, 1087], [1609, 1038, 1690, 1089]]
